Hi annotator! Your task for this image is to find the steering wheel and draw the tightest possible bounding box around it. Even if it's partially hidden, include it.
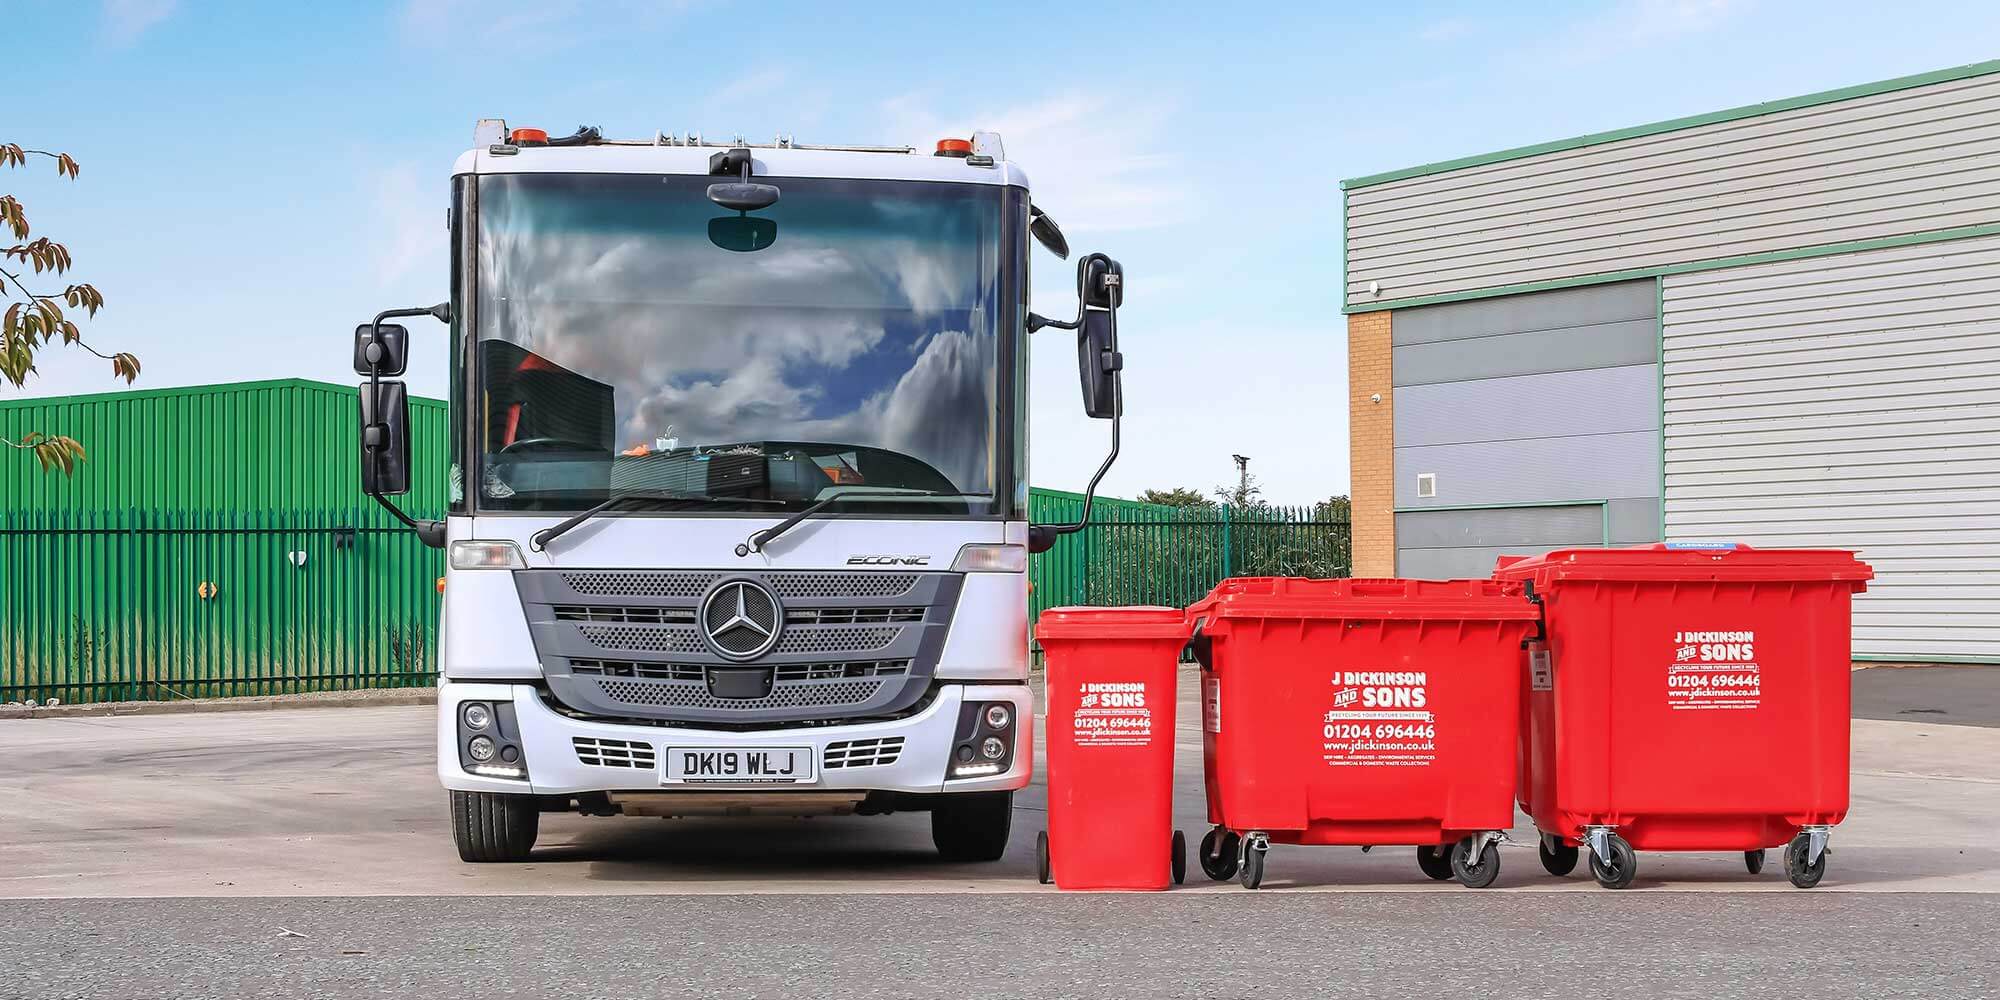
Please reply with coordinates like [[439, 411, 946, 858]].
[[497, 437, 601, 456]]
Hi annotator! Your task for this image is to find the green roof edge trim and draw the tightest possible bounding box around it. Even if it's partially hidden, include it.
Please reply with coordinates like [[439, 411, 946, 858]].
[[0, 376, 445, 410], [1343, 222, 2000, 314], [1340, 58, 2000, 191]]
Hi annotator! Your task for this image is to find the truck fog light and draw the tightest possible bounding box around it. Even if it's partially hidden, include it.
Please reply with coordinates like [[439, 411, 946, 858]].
[[468, 735, 497, 762], [981, 736, 1006, 760], [462, 703, 492, 730], [984, 704, 1011, 729]]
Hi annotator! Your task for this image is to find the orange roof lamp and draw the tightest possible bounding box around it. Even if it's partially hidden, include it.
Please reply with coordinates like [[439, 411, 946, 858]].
[[934, 138, 973, 158], [510, 127, 549, 146]]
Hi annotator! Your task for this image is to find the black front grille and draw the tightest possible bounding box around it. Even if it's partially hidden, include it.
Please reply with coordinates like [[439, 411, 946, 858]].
[[555, 605, 697, 624], [569, 658, 909, 682], [785, 607, 925, 626]]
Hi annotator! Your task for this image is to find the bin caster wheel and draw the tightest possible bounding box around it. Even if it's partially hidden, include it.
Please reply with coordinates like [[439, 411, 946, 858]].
[[1784, 835, 1827, 889], [1237, 835, 1269, 890], [1171, 830, 1187, 886], [1539, 836, 1579, 877], [1199, 828, 1240, 881], [1745, 849, 1767, 875], [1036, 831, 1051, 885], [1589, 834, 1638, 889], [1416, 843, 1454, 881], [1451, 837, 1501, 889]]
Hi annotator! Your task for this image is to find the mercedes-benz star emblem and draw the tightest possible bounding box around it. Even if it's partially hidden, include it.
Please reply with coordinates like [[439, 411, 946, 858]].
[[700, 580, 782, 660]]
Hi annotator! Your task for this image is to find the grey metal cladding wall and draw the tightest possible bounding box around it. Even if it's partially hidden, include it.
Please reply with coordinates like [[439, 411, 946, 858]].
[[1347, 72, 2000, 306], [1393, 282, 1658, 386], [1395, 363, 1660, 448], [1663, 234, 2000, 661], [1396, 430, 1659, 508]]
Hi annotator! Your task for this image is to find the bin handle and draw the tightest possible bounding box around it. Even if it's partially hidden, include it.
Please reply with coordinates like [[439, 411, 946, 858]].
[[1522, 580, 1547, 645]]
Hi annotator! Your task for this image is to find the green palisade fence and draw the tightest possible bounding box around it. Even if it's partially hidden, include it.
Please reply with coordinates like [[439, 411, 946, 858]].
[[1027, 491, 1352, 662], [0, 507, 443, 704]]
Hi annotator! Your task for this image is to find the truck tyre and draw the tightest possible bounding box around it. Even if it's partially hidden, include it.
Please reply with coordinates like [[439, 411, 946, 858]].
[[450, 790, 538, 863], [932, 790, 1012, 862]]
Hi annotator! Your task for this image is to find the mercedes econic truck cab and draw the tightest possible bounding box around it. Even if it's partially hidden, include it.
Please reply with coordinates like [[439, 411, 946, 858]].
[[351, 121, 1130, 863]]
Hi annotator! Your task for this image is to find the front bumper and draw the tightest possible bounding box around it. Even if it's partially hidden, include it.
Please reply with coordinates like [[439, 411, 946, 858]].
[[437, 678, 1033, 797]]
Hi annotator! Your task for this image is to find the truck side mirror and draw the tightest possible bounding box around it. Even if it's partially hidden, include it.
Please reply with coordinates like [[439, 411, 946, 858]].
[[352, 323, 409, 377], [1029, 253, 1126, 555], [1075, 257, 1123, 420], [358, 380, 413, 497]]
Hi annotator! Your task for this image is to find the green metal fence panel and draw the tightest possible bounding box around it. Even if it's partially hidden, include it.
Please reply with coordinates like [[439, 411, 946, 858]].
[[1026, 499, 1353, 664], [0, 379, 450, 513], [0, 506, 443, 704]]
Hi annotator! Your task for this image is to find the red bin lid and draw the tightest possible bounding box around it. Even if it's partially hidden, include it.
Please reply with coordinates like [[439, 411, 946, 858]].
[[1036, 605, 1189, 640], [1493, 542, 1873, 590], [1185, 577, 1538, 626]]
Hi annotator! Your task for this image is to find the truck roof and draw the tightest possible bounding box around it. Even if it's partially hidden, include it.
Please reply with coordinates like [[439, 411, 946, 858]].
[[453, 123, 1030, 189]]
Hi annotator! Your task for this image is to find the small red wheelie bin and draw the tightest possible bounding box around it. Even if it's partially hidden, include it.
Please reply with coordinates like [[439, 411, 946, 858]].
[[1494, 543, 1872, 889], [1185, 578, 1540, 889], [1034, 606, 1189, 891]]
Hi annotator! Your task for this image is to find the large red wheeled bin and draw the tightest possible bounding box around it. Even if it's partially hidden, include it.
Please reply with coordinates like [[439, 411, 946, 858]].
[[1034, 606, 1189, 891], [1494, 543, 1873, 889], [1184, 578, 1541, 889]]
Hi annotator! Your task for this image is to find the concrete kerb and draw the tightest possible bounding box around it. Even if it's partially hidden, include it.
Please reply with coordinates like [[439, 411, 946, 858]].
[[0, 687, 438, 721]]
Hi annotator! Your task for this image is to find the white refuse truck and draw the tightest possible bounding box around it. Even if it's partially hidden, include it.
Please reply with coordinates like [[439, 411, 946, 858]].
[[351, 121, 1129, 862]]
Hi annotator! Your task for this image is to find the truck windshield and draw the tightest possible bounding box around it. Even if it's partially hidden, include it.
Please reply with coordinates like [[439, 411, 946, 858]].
[[470, 172, 1019, 516]]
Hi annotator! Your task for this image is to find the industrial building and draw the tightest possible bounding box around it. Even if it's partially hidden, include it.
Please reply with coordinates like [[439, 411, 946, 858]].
[[1343, 60, 2000, 663]]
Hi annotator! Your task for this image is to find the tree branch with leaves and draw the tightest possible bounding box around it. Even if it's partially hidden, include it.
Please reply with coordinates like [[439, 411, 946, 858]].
[[1, 142, 138, 474]]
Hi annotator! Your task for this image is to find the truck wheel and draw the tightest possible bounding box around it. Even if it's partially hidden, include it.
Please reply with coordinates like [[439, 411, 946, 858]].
[[1199, 828, 1240, 881], [1539, 836, 1580, 877], [1451, 837, 1501, 888], [1416, 843, 1454, 881], [933, 790, 1012, 862], [1784, 835, 1826, 889], [1589, 834, 1638, 889], [450, 790, 538, 863]]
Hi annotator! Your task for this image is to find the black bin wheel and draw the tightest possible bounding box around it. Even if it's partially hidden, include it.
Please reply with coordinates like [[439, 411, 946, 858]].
[[1199, 827, 1240, 881], [1451, 837, 1501, 889], [1416, 843, 1454, 881], [1745, 849, 1767, 875], [1539, 836, 1580, 877], [1784, 835, 1827, 889], [1171, 830, 1187, 886], [1036, 830, 1051, 885], [1589, 834, 1638, 889], [1238, 837, 1268, 890]]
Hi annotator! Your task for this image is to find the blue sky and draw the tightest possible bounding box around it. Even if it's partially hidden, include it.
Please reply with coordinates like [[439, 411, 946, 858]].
[[9, 1, 2000, 503]]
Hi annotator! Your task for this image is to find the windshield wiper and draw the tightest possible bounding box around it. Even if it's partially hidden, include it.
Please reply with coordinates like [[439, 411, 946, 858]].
[[735, 489, 992, 557], [530, 491, 784, 552]]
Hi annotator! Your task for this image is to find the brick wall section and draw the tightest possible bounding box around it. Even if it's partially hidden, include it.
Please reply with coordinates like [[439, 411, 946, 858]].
[[1348, 310, 1396, 577]]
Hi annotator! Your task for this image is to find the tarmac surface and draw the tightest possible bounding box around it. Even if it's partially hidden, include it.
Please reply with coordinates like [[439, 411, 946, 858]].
[[2, 665, 1995, 997]]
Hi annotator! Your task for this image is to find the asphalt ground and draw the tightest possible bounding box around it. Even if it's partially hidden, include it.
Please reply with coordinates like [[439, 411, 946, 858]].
[[2, 666, 1995, 997]]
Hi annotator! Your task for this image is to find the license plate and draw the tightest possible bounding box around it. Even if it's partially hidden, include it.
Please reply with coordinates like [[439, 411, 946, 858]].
[[663, 746, 815, 784]]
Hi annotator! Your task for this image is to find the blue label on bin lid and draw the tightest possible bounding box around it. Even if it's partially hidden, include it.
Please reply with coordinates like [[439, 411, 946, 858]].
[[1666, 541, 1739, 550]]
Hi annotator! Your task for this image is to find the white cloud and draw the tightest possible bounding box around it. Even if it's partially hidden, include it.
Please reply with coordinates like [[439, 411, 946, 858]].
[[1419, 17, 1477, 42], [370, 163, 445, 286], [399, 0, 691, 49], [878, 91, 1196, 236], [1544, 0, 1744, 58], [101, 0, 177, 48]]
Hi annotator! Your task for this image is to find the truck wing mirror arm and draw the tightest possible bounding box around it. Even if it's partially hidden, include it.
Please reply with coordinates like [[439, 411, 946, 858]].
[[1028, 254, 1124, 555], [357, 303, 452, 550]]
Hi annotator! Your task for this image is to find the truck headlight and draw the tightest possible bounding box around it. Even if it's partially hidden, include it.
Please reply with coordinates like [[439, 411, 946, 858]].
[[450, 539, 525, 570], [984, 704, 1011, 729], [951, 543, 1025, 573], [456, 700, 529, 780]]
